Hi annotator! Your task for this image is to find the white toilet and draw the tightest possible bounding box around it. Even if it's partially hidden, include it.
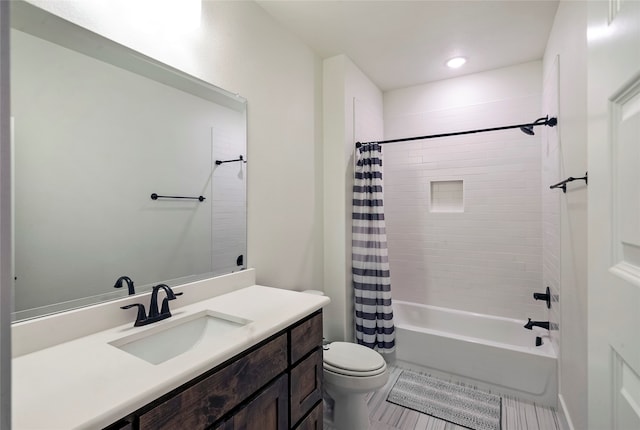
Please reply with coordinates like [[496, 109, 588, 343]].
[[302, 290, 389, 430], [323, 341, 389, 430]]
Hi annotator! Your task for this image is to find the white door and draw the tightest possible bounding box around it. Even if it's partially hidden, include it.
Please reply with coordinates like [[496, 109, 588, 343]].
[[588, 0, 640, 429]]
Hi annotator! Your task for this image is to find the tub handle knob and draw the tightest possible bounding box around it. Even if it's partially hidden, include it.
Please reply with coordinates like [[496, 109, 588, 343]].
[[533, 286, 551, 309]]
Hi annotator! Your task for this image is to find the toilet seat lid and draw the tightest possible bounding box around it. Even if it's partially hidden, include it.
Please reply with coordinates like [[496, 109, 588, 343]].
[[323, 342, 386, 373], [323, 361, 387, 377]]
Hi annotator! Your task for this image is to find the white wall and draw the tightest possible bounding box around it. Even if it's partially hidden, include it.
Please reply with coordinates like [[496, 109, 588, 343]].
[[383, 62, 545, 320], [323, 54, 383, 342], [22, 0, 325, 293], [543, 1, 588, 429]]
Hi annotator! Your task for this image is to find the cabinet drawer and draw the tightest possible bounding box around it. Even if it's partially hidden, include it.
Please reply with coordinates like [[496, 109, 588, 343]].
[[290, 348, 323, 425], [139, 333, 288, 430], [290, 312, 322, 364], [215, 374, 289, 430], [293, 401, 323, 430]]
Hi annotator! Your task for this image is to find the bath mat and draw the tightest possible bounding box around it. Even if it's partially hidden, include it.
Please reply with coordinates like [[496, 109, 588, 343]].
[[387, 370, 501, 430]]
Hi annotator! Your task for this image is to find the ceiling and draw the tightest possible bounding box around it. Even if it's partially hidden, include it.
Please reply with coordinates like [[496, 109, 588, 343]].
[[255, 0, 560, 91]]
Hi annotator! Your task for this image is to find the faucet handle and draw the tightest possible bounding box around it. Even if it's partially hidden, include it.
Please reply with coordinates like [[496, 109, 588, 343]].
[[160, 292, 183, 315], [164, 288, 183, 300], [121, 303, 147, 327], [533, 286, 551, 308]]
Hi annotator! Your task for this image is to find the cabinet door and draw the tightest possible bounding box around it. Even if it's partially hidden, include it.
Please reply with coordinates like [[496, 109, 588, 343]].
[[139, 334, 287, 430], [217, 374, 289, 430], [290, 349, 322, 425], [293, 402, 322, 430]]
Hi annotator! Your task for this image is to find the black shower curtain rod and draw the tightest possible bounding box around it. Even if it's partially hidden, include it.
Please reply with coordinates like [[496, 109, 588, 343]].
[[355, 115, 558, 148]]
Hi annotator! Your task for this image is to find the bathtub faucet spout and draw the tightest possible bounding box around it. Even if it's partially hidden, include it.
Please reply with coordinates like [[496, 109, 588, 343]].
[[524, 318, 550, 330]]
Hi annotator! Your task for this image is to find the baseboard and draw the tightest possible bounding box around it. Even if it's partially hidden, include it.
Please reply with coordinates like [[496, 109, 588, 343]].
[[557, 394, 575, 430]]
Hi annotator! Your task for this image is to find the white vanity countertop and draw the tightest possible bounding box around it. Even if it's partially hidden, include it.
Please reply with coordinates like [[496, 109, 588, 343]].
[[12, 285, 330, 430]]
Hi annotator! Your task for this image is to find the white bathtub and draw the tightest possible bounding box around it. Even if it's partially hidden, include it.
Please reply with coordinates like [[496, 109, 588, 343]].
[[393, 300, 557, 407]]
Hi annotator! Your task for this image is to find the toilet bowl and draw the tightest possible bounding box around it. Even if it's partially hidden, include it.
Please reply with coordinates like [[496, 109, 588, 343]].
[[323, 342, 389, 430], [300, 290, 389, 429]]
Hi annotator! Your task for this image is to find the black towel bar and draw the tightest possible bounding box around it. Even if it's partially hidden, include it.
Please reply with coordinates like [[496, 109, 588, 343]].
[[550, 172, 588, 193], [150, 193, 205, 202], [215, 155, 246, 165]]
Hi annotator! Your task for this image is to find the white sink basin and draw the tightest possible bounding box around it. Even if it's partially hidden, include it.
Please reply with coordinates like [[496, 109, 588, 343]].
[[110, 310, 252, 364]]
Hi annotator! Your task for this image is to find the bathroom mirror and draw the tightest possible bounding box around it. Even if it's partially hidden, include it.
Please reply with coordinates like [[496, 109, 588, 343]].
[[10, 2, 247, 321]]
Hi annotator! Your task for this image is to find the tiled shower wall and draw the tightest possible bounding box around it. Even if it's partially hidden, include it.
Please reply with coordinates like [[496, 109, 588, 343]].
[[383, 63, 546, 320], [541, 58, 560, 354]]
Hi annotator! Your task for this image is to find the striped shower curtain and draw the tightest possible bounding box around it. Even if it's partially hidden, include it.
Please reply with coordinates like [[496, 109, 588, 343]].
[[352, 143, 395, 354]]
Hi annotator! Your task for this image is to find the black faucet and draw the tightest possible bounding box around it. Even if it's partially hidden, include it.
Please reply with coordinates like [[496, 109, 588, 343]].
[[148, 284, 183, 319], [524, 318, 550, 330], [114, 276, 135, 295], [120, 284, 183, 327]]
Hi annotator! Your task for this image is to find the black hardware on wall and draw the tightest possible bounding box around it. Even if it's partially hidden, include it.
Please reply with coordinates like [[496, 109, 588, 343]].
[[550, 172, 588, 193], [524, 318, 550, 330], [151, 193, 205, 202], [355, 116, 558, 148], [236, 254, 244, 266], [533, 286, 552, 309], [216, 155, 246, 165]]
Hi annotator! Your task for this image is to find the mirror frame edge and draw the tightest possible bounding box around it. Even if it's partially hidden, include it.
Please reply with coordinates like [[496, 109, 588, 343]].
[[0, 0, 12, 427]]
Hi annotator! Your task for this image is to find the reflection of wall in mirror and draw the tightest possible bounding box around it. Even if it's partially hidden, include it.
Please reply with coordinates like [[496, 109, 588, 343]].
[[11, 29, 246, 313], [212, 127, 247, 274]]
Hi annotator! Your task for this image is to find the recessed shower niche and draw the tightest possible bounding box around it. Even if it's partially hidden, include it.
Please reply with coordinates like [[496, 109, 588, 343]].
[[430, 180, 464, 213]]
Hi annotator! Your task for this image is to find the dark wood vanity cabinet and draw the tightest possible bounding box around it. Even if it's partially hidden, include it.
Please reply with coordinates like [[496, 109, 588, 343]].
[[215, 374, 290, 430], [106, 310, 323, 430], [294, 402, 323, 430]]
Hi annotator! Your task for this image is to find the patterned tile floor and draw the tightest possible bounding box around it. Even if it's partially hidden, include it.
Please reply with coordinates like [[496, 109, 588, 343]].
[[324, 366, 562, 430]]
